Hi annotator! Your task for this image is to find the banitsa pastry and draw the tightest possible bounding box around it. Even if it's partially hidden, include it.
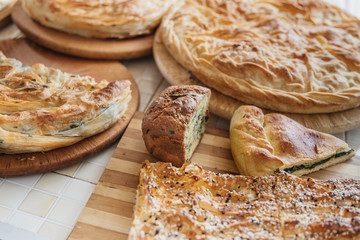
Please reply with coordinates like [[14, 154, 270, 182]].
[[0, 52, 131, 154], [129, 160, 360, 239], [160, 0, 360, 114], [22, 0, 175, 39]]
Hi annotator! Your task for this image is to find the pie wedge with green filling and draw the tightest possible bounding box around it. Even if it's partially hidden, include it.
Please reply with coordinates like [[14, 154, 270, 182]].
[[230, 105, 355, 176]]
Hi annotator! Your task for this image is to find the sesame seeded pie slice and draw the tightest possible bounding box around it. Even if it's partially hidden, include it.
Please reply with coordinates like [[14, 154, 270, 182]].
[[129, 161, 360, 240], [230, 106, 355, 176]]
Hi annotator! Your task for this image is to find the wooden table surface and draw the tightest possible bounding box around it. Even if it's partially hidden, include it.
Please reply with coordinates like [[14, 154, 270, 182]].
[[0, 1, 359, 239]]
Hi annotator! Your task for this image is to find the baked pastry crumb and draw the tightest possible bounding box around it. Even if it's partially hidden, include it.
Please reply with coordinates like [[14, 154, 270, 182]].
[[142, 85, 210, 167]]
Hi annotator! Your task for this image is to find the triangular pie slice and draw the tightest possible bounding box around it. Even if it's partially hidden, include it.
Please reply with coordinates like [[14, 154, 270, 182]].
[[230, 105, 355, 176]]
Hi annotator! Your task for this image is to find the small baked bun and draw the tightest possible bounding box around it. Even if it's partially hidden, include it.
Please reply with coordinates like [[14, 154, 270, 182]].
[[230, 105, 355, 176], [142, 85, 210, 167]]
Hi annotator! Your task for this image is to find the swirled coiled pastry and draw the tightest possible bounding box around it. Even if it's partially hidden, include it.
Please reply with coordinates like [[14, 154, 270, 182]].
[[0, 52, 131, 154], [21, 0, 175, 39], [160, 0, 360, 114]]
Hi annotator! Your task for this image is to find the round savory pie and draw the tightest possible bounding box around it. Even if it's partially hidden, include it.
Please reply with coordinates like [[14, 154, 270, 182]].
[[160, 0, 360, 114], [21, 0, 175, 39], [0, 52, 132, 154]]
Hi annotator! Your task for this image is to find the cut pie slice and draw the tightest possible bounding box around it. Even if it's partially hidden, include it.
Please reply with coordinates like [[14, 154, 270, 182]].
[[230, 105, 355, 176], [129, 160, 360, 239]]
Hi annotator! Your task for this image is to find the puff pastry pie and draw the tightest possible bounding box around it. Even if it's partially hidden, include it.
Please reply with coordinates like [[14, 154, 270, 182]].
[[161, 0, 360, 114], [230, 105, 355, 176], [129, 160, 360, 239], [22, 0, 175, 39], [0, 52, 131, 154]]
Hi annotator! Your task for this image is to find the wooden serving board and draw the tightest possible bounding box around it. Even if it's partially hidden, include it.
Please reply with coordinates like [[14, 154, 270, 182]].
[[69, 112, 360, 240], [153, 29, 360, 134], [0, 39, 139, 177], [11, 3, 153, 60]]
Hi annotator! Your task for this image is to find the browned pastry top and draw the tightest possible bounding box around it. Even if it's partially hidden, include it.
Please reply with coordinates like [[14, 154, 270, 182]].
[[160, 0, 360, 113], [230, 105, 354, 176], [142, 85, 210, 139], [22, 0, 175, 39], [129, 160, 360, 239], [0, 52, 131, 153]]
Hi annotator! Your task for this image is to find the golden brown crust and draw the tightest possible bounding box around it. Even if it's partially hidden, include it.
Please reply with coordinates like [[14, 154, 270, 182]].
[[230, 105, 355, 176], [230, 105, 285, 176], [0, 52, 131, 153], [22, 0, 175, 39], [142, 85, 210, 167], [153, 28, 242, 120], [160, 0, 360, 114], [129, 160, 360, 239]]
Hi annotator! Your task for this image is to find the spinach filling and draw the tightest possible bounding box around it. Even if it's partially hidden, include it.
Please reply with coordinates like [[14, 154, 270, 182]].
[[184, 103, 208, 162], [284, 149, 354, 174]]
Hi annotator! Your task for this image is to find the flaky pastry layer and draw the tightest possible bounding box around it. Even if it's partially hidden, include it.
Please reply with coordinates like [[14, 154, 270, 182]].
[[22, 0, 175, 39], [0, 52, 131, 153], [161, 0, 360, 113], [129, 160, 360, 239]]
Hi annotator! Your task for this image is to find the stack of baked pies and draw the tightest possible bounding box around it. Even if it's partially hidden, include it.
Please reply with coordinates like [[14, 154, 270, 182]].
[[0, 52, 131, 154], [2, 0, 358, 238], [21, 0, 175, 39], [157, 0, 360, 115]]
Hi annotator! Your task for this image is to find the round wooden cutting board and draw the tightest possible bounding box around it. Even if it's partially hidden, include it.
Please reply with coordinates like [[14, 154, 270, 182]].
[[153, 30, 360, 134], [0, 39, 139, 177], [11, 3, 153, 60]]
